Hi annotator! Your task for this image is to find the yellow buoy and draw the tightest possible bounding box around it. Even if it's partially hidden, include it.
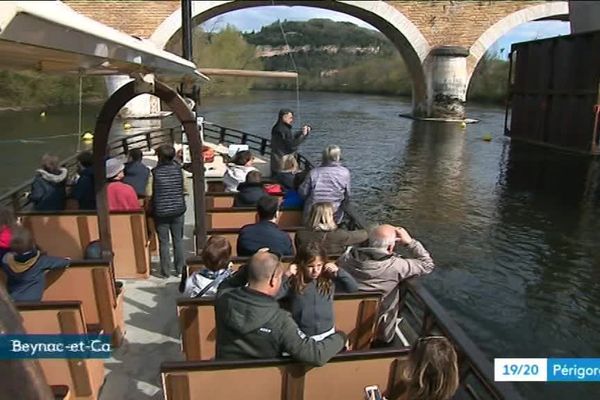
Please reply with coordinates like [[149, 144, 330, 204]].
[[460, 122, 467, 129], [482, 134, 493, 142], [123, 123, 132, 130], [40, 111, 46, 117], [81, 132, 94, 141]]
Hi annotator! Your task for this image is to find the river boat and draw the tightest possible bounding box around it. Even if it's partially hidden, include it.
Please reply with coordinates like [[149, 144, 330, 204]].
[[0, 2, 523, 399]]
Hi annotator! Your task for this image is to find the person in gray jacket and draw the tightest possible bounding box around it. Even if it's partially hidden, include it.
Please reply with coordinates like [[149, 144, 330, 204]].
[[215, 249, 346, 366], [337, 225, 435, 346]]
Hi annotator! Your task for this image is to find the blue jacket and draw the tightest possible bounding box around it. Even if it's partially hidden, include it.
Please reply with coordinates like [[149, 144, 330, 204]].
[[233, 183, 267, 207], [237, 220, 293, 257], [282, 189, 304, 209], [1, 250, 69, 302], [123, 160, 150, 197], [72, 166, 96, 210]]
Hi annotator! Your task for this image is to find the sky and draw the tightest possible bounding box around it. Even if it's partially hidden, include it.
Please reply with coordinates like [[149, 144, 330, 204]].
[[200, 5, 571, 59]]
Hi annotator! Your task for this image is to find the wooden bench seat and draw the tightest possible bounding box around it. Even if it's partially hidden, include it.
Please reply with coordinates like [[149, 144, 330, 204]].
[[205, 192, 284, 208], [17, 301, 105, 400], [0, 261, 124, 347], [19, 211, 151, 279], [177, 292, 380, 361], [206, 208, 302, 229], [161, 348, 410, 400]]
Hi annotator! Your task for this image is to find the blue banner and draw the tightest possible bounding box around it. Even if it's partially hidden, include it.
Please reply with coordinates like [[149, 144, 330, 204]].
[[0, 334, 111, 359], [548, 358, 600, 382]]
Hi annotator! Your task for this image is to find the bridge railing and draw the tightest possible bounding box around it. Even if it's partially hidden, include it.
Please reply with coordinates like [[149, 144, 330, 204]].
[[0, 126, 180, 211]]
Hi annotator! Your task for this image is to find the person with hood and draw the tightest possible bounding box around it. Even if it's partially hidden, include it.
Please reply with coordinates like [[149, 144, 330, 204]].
[[215, 249, 346, 365], [30, 154, 67, 211], [71, 150, 96, 210], [337, 224, 435, 346], [223, 150, 257, 193], [270, 109, 311, 175], [105, 158, 141, 212], [233, 170, 267, 207], [298, 145, 350, 223], [122, 148, 150, 197], [1, 226, 69, 302]]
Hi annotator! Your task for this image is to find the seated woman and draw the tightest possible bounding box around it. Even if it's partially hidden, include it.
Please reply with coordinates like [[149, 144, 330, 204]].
[[30, 154, 68, 211], [183, 236, 233, 298], [399, 336, 459, 400], [281, 170, 307, 210], [223, 150, 258, 192], [105, 158, 141, 212], [1, 226, 70, 302], [295, 202, 368, 255], [275, 154, 301, 190], [233, 170, 267, 207], [277, 242, 358, 341]]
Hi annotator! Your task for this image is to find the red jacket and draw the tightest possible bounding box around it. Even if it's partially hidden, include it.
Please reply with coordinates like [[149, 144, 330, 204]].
[[107, 181, 141, 212], [0, 225, 12, 250]]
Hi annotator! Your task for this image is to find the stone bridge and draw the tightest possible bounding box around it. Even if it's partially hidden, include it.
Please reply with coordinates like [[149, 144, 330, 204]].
[[64, 0, 569, 119]]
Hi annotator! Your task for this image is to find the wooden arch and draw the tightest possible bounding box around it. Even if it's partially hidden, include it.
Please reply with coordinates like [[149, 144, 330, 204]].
[[92, 79, 206, 265]]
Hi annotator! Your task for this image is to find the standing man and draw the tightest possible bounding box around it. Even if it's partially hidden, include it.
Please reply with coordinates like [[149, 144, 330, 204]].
[[270, 108, 311, 175]]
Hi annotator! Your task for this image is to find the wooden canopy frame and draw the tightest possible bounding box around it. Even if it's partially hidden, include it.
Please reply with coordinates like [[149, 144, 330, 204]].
[[92, 79, 207, 265]]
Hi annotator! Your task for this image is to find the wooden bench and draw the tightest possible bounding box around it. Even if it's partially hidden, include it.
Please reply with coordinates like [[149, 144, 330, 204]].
[[177, 292, 380, 361], [19, 211, 151, 279], [201, 227, 300, 257], [42, 261, 125, 347], [161, 348, 410, 400], [17, 301, 105, 400], [185, 255, 296, 277], [206, 208, 302, 229], [205, 192, 284, 208]]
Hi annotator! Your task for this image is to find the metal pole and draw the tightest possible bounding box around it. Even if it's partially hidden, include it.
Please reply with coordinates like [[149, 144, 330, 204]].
[[181, 0, 193, 61]]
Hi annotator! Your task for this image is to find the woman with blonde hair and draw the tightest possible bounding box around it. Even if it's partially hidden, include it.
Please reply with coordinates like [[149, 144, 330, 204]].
[[399, 336, 459, 400], [275, 154, 301, 190], [294, 202, 367, 254]]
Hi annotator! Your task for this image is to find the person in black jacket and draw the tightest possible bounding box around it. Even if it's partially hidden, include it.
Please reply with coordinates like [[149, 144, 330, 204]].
[[30, 154, 67, 211], [152, 145, 186, 277], [237, 196, 293, 257], [123, 148, 150, 197], [215, 249, 346, 365], [71, 151, 95, 210], [233, 171, 267, 207], [270, 108, 311, 175]]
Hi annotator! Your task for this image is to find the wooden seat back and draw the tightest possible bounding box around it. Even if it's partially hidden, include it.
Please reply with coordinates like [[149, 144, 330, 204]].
[[204, 227, 300, 257], [19, 211, 151, 279], [177, 292, 380, 361], [205, 192, 284, 208], [41, 261, 125, 347], [160, 348, 410, 400], [17, 301, 105, 400], [206, 208, 302, 229]]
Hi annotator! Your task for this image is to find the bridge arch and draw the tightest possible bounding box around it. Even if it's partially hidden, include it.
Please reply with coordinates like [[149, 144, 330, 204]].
[[150, 0, 431, 115], [467, 1, 569, 88]]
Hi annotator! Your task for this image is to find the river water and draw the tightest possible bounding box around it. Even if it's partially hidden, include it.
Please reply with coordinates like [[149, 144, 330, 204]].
[[2, 90, 600, 399]]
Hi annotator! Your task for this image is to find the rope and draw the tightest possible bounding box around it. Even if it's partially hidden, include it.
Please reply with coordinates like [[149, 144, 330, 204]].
[[76, 73, 83, 152], [273, 5, 301, 121]]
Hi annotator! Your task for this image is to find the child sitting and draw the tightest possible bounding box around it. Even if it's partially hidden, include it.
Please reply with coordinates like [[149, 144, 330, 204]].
[[277, 241, 358, 340], [1, 227, 69, 302], [223, 150, 258, 192], [233, 171, 267, 207], [183, 236, 233, 298]]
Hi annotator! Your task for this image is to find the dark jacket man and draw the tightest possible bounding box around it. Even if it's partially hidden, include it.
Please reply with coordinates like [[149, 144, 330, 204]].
[[270, 109, 309, 174], [237, 196, 293, 257], [215, 250, 345, 365]]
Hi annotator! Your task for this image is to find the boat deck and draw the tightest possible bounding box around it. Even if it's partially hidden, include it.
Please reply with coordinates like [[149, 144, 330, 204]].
[[100, 146, 272, 399]]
